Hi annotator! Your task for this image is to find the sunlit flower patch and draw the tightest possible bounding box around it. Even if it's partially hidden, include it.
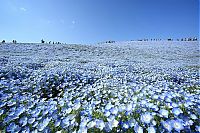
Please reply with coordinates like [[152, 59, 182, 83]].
[[0, 42, 199, 132]]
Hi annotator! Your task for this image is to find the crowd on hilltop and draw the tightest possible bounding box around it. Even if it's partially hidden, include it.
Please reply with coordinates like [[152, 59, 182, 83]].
[[0, 37, 198, 44], [136, 37, 198, 42], [41, 39, 62, 44]]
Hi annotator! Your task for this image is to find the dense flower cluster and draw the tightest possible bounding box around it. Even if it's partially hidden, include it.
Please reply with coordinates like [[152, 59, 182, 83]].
[[0, 42, 199, 132]]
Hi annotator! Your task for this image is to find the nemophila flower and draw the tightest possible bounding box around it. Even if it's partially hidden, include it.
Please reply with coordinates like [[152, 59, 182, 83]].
[[171, 103, 178, 108], [110, 107, 118, 115], [140, 112, 153, 124], [21, 126, 30, 133], [55, 119, 61, 127], [19, 116, 28, 126], [0, 109, 4, 115], [184, 100, 193, 107], [171, 119, 184, 132], [161, 120, 172, 132], [105, 102, 113, 110], [38, 117, 51, 131], [118, 104, 126, 112], [43, 109, 49, 115], [73, 102, 81, 110], [32, 109, 41, 117], [80, 119, 88, 129], [125, 111, 132, 116], [126, 103, 132, 112], [152, 105, 159, 111], [104, 110, 111, 117], [65, 108, 72, 114], [0, 102, 6, 108], [110, 119, 119, 128], [152, 120, 157, 126], [134, 124, 143, 133], [28, 117, 35, 124], [159, 109, 169, 118], [147, 126, 156, 133], [78, 126, 88, 133], [62, 117, 70, 127], [196, 126, 200, 132], [128, 119, 136, 127], [7, 122, 21, 133], [36, 116, 43, 121], [7, 100, 16, 106], [96, 120, 105, 130], [87, 120, 96, 129], [172, 107, 183, 116], [15, 106, 26, 116], [122, 122, 129, 129], [32, 121, 39, 127], [146, 102, 154, 108], [190, 114, 198, 120]]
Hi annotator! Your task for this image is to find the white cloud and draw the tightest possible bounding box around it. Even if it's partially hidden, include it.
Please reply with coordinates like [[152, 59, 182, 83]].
[[20, 7, 27, 12]]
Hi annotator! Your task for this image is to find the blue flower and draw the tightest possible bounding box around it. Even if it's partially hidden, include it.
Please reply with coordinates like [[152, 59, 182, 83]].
[[19, 117, 28, 126], [110, 107, 118, 115], [55, 119, 61, 127], [196, 126, 200, 132], [32, 121, 39, 127], [122, 122, 129, 129], [147, 126, 156, 133], [42, 109, 49, 116], [37, 117, 51, 131], [171, 119, 184, 132], [21, 126, 30, 133], [190, 114, 197, 120], [73, 102, 81, 110], [118, 105, 126, 112], [105, 102, 113, 110], [126, 104, 133, 112], [0, 102, 6, 108], [161, 120, 172, 132], [6, 122, 21, 133], [104, 110, 111, 117], [134, 124, 143, 133], [96, 120, 105, 130], [0, 109, 4, 115], [159, 109, 169, 118], [172, 107, 183, 116], [28, 117, 35, 124], [15, 106, 25, 116], [87, 120, 96, 129], [140, 112, 153, 124]]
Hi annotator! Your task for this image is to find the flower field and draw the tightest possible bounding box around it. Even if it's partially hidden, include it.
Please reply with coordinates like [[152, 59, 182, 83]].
[[0, 41, 199, 133]]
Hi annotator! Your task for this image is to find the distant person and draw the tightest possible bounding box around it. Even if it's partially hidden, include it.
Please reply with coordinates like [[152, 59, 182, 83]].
[[12, 40, 17, 44], [2, 40, 5, 43], [41, 39, 45, 43]]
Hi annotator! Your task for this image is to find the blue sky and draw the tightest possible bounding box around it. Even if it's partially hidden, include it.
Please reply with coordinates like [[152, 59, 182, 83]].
[[0, 0, 199, 44]]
